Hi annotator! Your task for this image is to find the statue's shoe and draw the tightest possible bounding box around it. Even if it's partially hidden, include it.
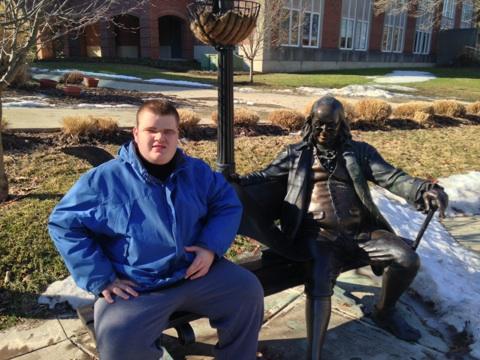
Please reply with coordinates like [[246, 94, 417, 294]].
[[372, 307, 421, 342]]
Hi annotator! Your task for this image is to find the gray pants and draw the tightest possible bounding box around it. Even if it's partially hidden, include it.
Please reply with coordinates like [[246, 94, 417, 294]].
[[94, 258, 264, 360]]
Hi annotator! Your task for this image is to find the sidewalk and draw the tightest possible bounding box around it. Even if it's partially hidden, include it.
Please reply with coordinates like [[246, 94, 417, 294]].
[[4, 73, 316, 130], [1, 263, 474, 360]]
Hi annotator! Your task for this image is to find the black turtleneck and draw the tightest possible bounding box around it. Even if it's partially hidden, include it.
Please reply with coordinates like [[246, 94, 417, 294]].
[[138, 150, 177, 182]]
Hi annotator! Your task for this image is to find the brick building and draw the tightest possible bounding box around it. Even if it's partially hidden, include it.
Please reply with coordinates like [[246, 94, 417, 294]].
[[38, 0, 478, 72]]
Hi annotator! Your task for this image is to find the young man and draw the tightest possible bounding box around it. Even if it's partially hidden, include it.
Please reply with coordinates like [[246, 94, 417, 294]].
[[234, 96, 448, 359], [49, 100, 264, 360]]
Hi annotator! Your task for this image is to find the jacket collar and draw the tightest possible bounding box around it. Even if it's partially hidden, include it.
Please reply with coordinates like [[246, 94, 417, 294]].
[[118, 141, 187, 183]]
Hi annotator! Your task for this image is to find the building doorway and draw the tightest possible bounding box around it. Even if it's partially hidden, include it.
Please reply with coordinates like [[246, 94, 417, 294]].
[[158, 16, 183, 59], [114, 14, 140, 58]]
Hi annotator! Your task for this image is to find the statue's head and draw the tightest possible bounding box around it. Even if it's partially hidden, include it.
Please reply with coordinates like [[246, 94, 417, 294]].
[[302, 96, 351, 147]]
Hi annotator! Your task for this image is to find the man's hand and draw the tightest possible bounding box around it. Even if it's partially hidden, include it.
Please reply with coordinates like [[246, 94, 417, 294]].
[[422, 188, 449, 218], [101, 278, 139, 304], [184, 246, 215, 280]]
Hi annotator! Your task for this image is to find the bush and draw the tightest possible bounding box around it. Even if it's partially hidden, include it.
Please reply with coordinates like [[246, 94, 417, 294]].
[[393, 102, 434, 118], [354, 99, 392, 122], [211, 108, 260, 127], [178, 109, 201, 136], [341, 100, 356, 123], [413, 111, 432, 123], [62, 116, 119, 138], [304, 98, 356, 123], [1, 118, 8, 132], [62, 71, 84, 85], [466, 101, 480, 115], [432, 100, 466, 117], [267, 110, 304, 131]]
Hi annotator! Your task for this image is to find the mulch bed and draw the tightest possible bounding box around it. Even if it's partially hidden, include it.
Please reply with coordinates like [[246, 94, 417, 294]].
[[2, 124, 290, 153], [3, 82, 188, 107]]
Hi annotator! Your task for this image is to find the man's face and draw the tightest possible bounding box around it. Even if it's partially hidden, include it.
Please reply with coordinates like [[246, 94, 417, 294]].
[[312, 105, 341, 147], [133, 110, 179, 165]]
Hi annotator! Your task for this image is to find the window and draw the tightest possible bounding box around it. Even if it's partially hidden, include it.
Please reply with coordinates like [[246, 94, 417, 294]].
[[281, 0, 302, 46], [441, 0, 456, 29], [302, 0, 323, 47], [461, 0, 474, 28], [281, 0, 324, 48], [381, 0, 407, 52], [413, 0, 433, 54], [340, 0, 372, 50]]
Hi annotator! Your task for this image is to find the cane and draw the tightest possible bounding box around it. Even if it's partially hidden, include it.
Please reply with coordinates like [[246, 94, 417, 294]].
[[412, 208, 437, 250]]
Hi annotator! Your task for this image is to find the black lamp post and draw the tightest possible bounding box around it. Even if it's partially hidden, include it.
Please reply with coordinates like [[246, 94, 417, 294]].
[[188, 0, 260, 177]]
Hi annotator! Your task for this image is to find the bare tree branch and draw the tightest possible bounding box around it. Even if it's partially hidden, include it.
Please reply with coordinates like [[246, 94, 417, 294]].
[[0, 0, 148, 202]]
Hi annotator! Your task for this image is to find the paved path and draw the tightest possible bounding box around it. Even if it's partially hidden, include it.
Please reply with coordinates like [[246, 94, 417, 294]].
[[4, 75, 318, 130], [442, 216, 480, 252], [0, 267, 463, 360]]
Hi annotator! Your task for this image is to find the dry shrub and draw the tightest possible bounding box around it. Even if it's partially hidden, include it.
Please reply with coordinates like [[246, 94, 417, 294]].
[[178, 109, 201, 135], [211, 108, 260, 127], [466, 101, 480, 115], [304, 98, 356, 122], [354, 99, 392, 122], [63, 71, 85, 85], [432, 100, 466, 117], [1, 118, 8, 132], [62, 116, 119, 138], [393, 102, 434, 118], [413, 111, 432, 123], [341, 100, 356, 122], [267, 110, 304, 131]]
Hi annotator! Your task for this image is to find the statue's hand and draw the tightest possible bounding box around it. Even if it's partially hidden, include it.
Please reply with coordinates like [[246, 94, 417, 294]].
[[422, 187, 448, 218]]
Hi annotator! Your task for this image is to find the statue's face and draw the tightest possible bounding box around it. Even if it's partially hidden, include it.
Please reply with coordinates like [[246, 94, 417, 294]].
[[311, 104, 341, 147]]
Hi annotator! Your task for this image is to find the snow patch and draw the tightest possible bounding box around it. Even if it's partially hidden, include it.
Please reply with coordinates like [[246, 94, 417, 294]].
[[372, 185, 480, 358], [38, 276, 95, 310], [3, 100, 54, 108], [76, 103, 136, 109], [145, 78, 213, 88], [297, 85, 408, 99], [439, 171, 480, 217], [373, 71, 437, 84]]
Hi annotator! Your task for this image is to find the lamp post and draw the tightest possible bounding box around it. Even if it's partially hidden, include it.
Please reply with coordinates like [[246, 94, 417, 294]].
[[188, 0, 260, 177]]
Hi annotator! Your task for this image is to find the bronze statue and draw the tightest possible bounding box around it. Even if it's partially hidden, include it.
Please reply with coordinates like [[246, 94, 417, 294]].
[[232, 96, 448, 359]]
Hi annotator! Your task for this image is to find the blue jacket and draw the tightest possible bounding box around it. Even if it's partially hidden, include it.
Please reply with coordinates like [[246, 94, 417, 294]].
[[48, 142, 242, 295]]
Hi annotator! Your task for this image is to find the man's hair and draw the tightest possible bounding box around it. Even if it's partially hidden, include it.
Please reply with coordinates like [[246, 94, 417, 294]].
[[136, 100, 180, 127], [302, 96, 352, 145]]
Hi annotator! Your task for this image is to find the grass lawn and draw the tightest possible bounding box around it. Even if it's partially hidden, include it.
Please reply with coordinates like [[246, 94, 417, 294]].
[[2, 125, 480, 330], [33, 61, 480, 101]]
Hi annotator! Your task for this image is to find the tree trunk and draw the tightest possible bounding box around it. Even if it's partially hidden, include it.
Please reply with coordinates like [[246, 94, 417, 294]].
[[0, 89, 9, 202], [249, 58, 254, 83]]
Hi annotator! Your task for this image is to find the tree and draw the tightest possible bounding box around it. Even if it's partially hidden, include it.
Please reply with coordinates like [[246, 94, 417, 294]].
[[0, 0, 146, 202], [238, 0, 288, 83], [373, 0, 480, 24]]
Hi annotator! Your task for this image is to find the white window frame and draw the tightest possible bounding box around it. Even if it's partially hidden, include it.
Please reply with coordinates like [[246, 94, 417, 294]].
[[302, 0, 324, 48], [381, 0, 407, 53], [413, 0, 433, 54], [339, 0, 372, 51], [281, 0, 302, 47], [441, 0, 456, 29], [461, 0, 474, 28]]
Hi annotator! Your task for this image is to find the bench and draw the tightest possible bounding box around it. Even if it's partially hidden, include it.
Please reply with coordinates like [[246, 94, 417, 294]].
[[76, 249, 307, 346]]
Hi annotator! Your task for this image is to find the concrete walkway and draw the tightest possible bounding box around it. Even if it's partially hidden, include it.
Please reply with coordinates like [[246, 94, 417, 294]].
[[442, 216, 480, 252], [4, 74, 317, 130], [0, 266, 464, 360]]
